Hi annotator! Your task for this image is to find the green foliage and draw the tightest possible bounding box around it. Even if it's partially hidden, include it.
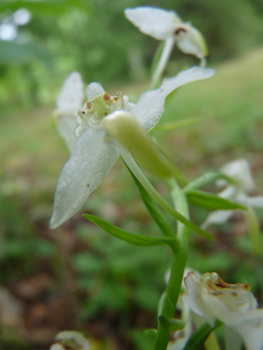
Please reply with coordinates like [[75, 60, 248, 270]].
[[0, 41, 51, 65], [185, 190, 246, 210], [1, 0, 263, 106], [0, 327, 33, 350], [84, 213, 178, 249], [0, 196, 55, 283], [130, 328, 155, 350], [72, 226, 171, 319]]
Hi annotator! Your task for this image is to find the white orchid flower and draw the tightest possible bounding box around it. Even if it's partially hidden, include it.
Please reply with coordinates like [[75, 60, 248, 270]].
[[50, 67, 214, 229], [50, 331, 90, 350], [55, 72, 84, 150], [202, 159, 263, 229], [183, 272, 263, 350], [125, 7, 208, 88]]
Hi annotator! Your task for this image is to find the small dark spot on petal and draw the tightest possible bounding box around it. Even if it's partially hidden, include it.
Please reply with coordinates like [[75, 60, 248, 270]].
[[87, 184, 90, 188], [81, 111, 85, 114]]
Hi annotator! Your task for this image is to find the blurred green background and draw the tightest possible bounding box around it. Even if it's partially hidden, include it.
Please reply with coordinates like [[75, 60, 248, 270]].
[[0, 0, 263, 349]]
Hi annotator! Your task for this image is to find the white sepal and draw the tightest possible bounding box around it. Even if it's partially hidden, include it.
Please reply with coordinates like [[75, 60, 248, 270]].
[[50, 128, 119, 229], [124, 6, 181, 40], [131, 67, 214, 132]]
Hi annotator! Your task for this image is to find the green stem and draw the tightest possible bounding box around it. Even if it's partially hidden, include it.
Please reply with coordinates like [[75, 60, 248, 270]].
[[150, 35, 175, 89], [154, 179, 190, 350], [119, 146, 212, 240]]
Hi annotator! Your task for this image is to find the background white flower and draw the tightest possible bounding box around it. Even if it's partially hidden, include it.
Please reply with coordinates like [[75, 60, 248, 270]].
[[125, 6, 208, 67], [50, 67, 214, 229], [202, 159, 263, 229]]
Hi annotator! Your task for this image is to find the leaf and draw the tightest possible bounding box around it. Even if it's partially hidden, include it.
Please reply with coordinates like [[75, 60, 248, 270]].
[[183, 172, 233, 191], [183, 320, 222, 350], [158, 315, 185, 331], [83, 214, 179, 250], [128, 168, 175, 238], [186, 190, 246, 210]]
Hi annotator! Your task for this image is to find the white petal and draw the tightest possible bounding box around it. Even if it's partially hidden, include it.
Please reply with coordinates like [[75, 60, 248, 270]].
[[50, 128, 119, 229], [234, 318, 263, 350], [246, 196, 263, 208], [124, 7, 181, 40], [174, 24, 208, 61], [86, 82, 105, 100], [218, 186, 237, 200], [183, 273, 215, 324], [201, 210, 233, 229], [219, 159, 255, 193], [57, 72, 84, 115], [130, 67, 214, 132], [57, 117, 79, 151], [224, 326, 243, 350], [55, 331, 90, 350]]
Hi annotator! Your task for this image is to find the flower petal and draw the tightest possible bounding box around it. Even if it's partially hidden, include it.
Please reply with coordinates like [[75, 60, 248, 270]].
[[246, 196, 263, 208], [86, 82, 105, 100], [57, 72, 84, 115], [130, 67, 214, 132], [124, 6, 181, 40], [201, 210, 233, 229], [183, 272, 215, 324], [174, 24, 208, 63], [218, 159, 255, 193], [235, 319, 263, 350], [57, 117, 79, 151], [50, 128, 120, 229]]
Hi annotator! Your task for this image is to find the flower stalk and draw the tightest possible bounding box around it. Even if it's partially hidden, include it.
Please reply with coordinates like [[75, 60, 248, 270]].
[[154, 178, 189, 350]]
